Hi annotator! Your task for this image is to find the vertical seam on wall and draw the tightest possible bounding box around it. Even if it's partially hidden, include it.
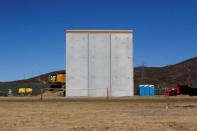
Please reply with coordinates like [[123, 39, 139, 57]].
[[65, 33, 67, 96], [132, 33, 134, 94], [87, 33, 90, 96], [110, 33, 112, 96]]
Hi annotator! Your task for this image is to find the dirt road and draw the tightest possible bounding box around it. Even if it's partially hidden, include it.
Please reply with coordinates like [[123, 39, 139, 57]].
[[0, 97, 197, 131]]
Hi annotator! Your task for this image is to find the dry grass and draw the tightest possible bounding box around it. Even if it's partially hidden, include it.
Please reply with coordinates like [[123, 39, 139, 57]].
[[0, 97, 197, 131]]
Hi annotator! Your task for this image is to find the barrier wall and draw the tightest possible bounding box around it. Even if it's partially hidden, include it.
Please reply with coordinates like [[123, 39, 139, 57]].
[[66, 30, 134, 97]]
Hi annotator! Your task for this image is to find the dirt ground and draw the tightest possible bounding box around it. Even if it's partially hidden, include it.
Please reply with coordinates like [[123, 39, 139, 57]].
[[0, 96, 197, 131]]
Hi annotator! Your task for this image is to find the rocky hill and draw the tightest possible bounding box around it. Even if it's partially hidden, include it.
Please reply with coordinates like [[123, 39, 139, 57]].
[[4, 70, 65, 84], [134, 57, 197, 88], [1, 57, 197, 88]]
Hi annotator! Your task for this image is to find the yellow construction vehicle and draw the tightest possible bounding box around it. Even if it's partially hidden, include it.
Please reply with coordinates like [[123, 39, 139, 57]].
[[49, 73, 65, 83], [18, 88, 33, 96], [48, 72, 65, 96]]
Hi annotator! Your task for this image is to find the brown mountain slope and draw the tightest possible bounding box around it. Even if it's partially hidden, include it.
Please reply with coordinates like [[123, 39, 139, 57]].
[[5, 70, 65, 84], [2, 57, 197, 88], [134, 57, 197, 87]]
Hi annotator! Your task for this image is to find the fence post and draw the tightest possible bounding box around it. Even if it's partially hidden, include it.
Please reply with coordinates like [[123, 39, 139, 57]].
[[40, 89, 43, 101], [106, 88, 109, 100], [164, 88, 169, 109]]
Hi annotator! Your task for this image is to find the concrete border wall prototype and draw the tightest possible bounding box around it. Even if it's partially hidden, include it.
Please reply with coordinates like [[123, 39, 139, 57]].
[[66, 30, 134, 97]]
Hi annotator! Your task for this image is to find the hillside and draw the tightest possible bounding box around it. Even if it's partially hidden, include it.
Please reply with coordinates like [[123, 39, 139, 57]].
[[4, 70, 65, 84], [134, 57, 197, 87], [0, 70, 65, 95], [1, 57, 197, 89]]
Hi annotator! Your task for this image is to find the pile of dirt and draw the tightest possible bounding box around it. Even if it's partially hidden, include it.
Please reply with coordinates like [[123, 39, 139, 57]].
[[42, 91, 64, 97]]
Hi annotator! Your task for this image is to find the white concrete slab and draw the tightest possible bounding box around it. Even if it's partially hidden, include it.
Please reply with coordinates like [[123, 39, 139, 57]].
[[111, 33, 134, 96], [66, 30, 133, 97], [89, 33, 110, 96], [66, 33, 89, 96]]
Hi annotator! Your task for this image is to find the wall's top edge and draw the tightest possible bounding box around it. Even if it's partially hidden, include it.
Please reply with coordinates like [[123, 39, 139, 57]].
[[65, 30, 133, 33]]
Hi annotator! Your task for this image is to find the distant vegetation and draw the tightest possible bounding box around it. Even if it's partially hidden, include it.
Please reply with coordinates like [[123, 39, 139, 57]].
[[0, 57, 196, 95], [134, 57, 197, 87]]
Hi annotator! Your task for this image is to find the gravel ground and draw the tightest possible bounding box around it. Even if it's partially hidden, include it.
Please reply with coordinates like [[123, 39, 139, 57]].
[[0, 96, 197, 131]]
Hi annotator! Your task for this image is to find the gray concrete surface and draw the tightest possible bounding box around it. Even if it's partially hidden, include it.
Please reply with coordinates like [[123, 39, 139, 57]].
[[66, 30, 134, 97]]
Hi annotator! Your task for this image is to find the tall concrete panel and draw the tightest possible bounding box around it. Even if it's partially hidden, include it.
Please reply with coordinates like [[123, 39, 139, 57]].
[[66, 33, 89, 96], [111, 33, 134, 96], [66, 30, 133, 97], [89, 33, 110, 96]]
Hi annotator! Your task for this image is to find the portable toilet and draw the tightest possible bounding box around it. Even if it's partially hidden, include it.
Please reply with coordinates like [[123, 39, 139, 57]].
[[139, 85, 145, 96], [149, 85, 155, 96], [139, 85, 155, 96], [144, 85, 150, 96]]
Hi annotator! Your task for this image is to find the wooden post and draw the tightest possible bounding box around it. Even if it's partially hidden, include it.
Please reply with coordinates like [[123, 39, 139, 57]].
[[106, 88, 110, 100], [40, 89, 43, 101], [164, 88, 169, 109]]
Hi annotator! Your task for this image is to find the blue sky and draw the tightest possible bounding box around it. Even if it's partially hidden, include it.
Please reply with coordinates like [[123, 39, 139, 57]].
[[0, 0, 196, 82]]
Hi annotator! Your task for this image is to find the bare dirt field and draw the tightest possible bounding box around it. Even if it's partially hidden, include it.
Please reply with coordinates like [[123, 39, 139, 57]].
[[0, 96, 197, 131]]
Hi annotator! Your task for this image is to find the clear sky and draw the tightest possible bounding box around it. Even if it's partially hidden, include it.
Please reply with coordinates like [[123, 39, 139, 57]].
[[0, 0, 197, 82]]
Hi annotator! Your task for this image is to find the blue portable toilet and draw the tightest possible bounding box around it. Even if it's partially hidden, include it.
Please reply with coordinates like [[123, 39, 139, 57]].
[[139, 85, 155, 96], [149, 85, 155, 96], [139, 85, 145, 96], [144, 85, 150, 96]]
